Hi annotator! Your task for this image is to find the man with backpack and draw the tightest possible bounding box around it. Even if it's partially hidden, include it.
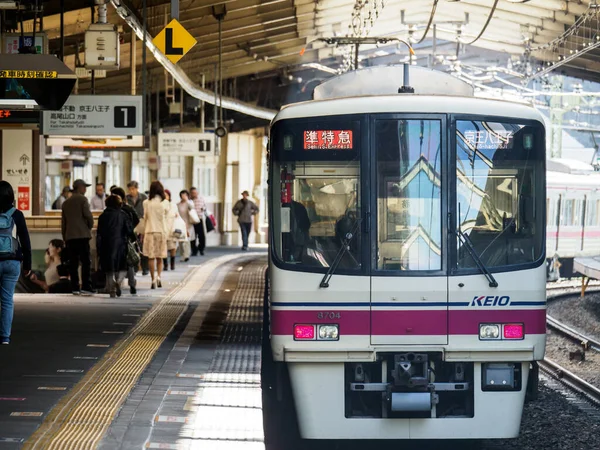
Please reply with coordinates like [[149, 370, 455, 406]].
[[52, 186, 71, 210], [61, 179, 95, 295]]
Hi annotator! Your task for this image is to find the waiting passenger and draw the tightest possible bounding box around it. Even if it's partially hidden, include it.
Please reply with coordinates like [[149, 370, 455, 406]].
[[142, 181, 170, 289], [189, 187, 206, 256], [163, 189, 182, 271], [177, 190, 195, 262], [90, 183, 107, 211], [127, 180, 149, 276], [232, 190, 259, 251], [111, 187, 140, 295], [62, 179, 94, 295], [97, 195, 132, 298], [48, 264, 72, 294], [52, 186, 72, 210], [29, 239, 64, 292], [0, 180, 31, 344]]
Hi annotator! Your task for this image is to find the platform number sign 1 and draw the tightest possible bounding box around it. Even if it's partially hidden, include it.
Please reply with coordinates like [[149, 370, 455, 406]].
[[114, 106, 136, 128]]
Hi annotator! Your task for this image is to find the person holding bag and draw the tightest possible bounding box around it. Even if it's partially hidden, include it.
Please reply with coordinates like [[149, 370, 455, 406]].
[[177, 190, 196, 262], [111, 187, 140, 294], [97, 195, 131, 298]]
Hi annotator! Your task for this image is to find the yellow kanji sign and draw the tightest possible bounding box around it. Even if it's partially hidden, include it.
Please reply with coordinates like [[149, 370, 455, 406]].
[[153, 19, 197, 64]]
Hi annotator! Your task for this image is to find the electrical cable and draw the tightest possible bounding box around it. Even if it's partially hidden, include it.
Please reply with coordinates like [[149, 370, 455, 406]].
[[416, 0, 439, 44], [460, 0, 499, 45]]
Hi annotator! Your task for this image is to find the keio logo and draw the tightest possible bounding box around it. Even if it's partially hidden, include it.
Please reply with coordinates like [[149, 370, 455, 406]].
[[470, 295, 511, 307]]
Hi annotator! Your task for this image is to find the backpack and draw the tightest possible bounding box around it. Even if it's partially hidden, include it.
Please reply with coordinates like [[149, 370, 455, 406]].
[[0, 207, 18, 257]]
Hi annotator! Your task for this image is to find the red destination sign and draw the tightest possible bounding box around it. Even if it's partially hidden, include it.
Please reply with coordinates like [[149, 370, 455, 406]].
[[303, 130, 353, 150]]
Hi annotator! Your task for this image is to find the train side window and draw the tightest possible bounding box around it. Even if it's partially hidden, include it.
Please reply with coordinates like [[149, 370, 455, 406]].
[[455, 120, 544, 270]]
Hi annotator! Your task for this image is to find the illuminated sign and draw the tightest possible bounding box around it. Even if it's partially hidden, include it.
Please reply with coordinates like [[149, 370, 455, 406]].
[[0, 110, 39, 123], [303, 130, 353, 150], [0, 70, 57, 79], [463, 130, 513, 150]]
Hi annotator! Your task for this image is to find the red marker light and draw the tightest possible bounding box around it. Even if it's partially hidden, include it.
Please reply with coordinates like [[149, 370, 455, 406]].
[[503, 324, 524, 339], [294, 324, 315, 340]]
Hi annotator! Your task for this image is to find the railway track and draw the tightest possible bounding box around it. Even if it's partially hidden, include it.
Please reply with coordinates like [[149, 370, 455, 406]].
[[543, 285, 600, 409]]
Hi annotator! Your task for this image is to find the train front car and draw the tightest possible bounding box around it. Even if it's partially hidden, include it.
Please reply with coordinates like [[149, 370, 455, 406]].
[[267, 67, 546, 441]]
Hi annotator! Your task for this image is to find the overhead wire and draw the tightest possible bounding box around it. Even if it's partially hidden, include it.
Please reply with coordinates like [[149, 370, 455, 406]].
[[416, 0, 439, 44], [460, 0, 499, 45]]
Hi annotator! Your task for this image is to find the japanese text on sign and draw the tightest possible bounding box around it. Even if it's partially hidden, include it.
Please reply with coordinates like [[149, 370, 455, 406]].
[[463, 130, 513, 150], [0, 70, 57, 79], [303, 130, 353, 150], [17, 187, 30, 211]]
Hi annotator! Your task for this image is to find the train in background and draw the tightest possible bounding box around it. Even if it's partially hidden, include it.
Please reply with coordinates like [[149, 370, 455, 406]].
[[266, 65, 547, 442], [547, 159, 600, 279]]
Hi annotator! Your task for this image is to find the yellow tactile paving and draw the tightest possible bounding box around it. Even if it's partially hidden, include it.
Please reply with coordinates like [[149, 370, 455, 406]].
[[23, 253, 258, 450]]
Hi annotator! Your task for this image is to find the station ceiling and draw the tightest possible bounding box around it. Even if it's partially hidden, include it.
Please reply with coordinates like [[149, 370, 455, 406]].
[[14, 0, 600, 121]]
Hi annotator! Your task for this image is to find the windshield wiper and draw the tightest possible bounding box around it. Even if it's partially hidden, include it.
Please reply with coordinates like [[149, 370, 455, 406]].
[[320, 219, 361, 288], [456, 229, 498, 288]]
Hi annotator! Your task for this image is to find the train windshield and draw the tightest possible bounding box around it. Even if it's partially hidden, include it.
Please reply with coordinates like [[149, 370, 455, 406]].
[[270, 118, 362, 272], [270, 115, 544, 274], [455, 120, 544, 271]]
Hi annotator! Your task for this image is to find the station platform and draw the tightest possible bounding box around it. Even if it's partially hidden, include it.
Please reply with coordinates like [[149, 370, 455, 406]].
[[0, 248, 268, 450]]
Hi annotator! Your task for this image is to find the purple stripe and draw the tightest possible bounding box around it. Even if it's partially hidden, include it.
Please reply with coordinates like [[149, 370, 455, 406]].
[[271, 309, 546, 336]]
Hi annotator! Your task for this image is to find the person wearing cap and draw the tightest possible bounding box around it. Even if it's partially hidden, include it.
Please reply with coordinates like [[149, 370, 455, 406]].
[[232, 190, 259, 251], [61, 179, 95, 295]]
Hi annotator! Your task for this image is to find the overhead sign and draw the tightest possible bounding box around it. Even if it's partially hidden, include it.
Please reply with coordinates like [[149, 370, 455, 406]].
[[0, 110, 39, 123], [42, 95, 143, 137], [158, 131, 213, 156], [153, 19, 197, 64]]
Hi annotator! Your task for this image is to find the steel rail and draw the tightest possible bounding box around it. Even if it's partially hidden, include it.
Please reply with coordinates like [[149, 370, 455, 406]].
[[539, 358, 600, 407]]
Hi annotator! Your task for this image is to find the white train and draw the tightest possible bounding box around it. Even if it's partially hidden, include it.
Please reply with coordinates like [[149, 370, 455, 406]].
[[546, 159, 600, 278], [265, 66, 546, 443]]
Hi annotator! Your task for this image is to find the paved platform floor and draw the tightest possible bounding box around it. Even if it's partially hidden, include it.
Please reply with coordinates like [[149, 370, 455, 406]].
[[0, 247, 266, 449]]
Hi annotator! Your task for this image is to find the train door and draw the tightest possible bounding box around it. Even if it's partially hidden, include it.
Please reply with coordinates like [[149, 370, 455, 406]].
[[370, 115, 449, 345]]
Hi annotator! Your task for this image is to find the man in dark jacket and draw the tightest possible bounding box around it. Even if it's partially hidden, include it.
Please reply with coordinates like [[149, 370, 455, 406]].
[[61, 179, 94, 295]]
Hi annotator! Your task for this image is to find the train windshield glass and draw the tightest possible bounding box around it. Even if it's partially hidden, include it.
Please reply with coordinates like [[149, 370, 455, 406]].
[[456, 120, 544, 270], [375, 119, 443, 271], [271, 119, 362, 271]]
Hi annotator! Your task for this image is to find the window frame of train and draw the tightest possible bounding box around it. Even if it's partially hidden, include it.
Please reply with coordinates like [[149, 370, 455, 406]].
[[269, 113, 370, 276], [449, 115, 546, 276], [368, 113, 448, 277]]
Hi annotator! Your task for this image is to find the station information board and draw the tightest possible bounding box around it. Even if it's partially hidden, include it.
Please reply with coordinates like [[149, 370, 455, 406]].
[[41, 95, 143, 137]]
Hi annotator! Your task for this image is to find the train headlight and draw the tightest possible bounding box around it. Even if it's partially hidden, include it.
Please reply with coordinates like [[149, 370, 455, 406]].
[[318, 324, 339, 341], [479, 324, 500, 340]]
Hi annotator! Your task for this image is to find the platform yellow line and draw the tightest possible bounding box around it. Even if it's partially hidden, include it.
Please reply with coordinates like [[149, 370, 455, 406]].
[[23, 253, 262, 450]]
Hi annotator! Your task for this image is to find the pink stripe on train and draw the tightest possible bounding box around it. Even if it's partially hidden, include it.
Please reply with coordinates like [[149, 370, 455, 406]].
[[271, 309, 546, 336]]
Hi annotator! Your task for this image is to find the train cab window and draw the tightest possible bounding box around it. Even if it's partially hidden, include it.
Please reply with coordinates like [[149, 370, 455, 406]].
[[270, 119, 362, 272], [375, 119, 442, 271], [587, 199, 599, 226], [456, 120, 544, 270]]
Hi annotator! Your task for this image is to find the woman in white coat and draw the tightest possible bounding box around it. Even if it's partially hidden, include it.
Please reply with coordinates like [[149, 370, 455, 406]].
[[142, 181, 170, 289]]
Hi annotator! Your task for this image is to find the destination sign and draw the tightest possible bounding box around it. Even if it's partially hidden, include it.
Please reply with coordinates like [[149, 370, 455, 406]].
[[303, 130, 353, 150]]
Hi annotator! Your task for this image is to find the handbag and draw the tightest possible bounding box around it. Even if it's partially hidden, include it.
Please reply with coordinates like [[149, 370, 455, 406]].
[[188, 207, 201, 225], [134, 217, 145, 235], [172, 215, 187, 239], [204, 210, 215, 233], [126, 240, 140, 267]]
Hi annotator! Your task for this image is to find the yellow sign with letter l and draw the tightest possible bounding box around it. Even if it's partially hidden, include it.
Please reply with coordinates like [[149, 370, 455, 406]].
[[153, 19, 197, 64]]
